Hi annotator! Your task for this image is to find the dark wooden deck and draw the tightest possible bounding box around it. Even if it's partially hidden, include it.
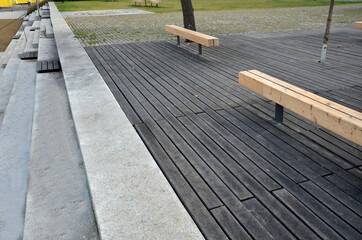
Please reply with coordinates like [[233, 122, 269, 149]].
[[85, 27, 362, 240]]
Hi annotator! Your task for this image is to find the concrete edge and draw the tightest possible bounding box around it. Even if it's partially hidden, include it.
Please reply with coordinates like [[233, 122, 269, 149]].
[[49, 2, 204, 239]]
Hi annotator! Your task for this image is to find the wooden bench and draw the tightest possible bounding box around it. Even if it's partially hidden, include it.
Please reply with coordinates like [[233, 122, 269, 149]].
[[132, 0, 143, 5], [354, 21, 362, 29], [165, 25, 219, 55], [239, 70, 362, 146], [148, 0, 161, 7], [132, 0, 161, 7]]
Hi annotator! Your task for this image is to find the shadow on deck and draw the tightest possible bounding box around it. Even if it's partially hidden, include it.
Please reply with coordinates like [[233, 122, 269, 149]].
[[85, 27, 362, 239]]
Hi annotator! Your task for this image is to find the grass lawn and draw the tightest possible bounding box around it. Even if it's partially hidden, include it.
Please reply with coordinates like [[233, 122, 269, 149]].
[[55, 0, 362, 13]]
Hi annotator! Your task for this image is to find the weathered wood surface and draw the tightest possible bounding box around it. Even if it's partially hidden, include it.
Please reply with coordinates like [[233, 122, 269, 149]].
[[239, 70, 362, 145], [354, 21, 362, 29], [85, 27, 362, 239], [165, 25, 219, 47]]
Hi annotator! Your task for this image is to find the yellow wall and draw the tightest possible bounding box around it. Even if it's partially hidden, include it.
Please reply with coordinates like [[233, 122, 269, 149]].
[[15, 0, 30, 3], [0, 0, 14, 7]]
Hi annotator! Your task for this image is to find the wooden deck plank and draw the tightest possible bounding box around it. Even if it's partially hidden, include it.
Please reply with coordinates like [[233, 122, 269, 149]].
[[177, 114, 319, 239], [119, 45, 227, 112], [161, 116, 254, 201], [92, 46, 156, 124], [244, 104, 362, 190], [134, 123, 228, 240], [133, 42, 241, 109], [210, 206, 252, 240], [181, 113, 282, 191], [300, 181, 362, 232], [198, 110, 307, 183], [324, 174, 362, 205], [219, 108, 330, 177], [86, 27, 362, 240], [248, 102, 362, 167], [97, 45, 166, 121], [273, 189, 343, 239], [242, 198, 296, 240], [85, 47, 142, 125], [158, 118, 275, 239], [349, 167, 362, 180], [108, 44, 202, 115], [146, 120, 223, 210], [103, 44, 185, 118]]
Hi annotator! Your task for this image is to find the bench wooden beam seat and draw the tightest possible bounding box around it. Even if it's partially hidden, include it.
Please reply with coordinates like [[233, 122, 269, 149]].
[[132, 0, 143, 5], [165, 25, 219, 54], [239, 70, 362, 146], [354, 21, 362, 29]]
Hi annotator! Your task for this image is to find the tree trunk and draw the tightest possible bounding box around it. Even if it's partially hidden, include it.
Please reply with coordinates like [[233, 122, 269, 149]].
[[180, 0, 196, 31], [320, 0, 335, 63]]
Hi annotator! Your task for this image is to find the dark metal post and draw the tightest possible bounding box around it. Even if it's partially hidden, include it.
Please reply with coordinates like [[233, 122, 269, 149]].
[[177, 36, 180, 45], [198, 44, 202, 55], [275, 103, 284, 123]]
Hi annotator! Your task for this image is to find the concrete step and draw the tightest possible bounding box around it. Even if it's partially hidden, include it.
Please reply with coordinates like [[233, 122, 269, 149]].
[[22, 21, 29, 27], [18, 27, 31, 58], [46, 25, 54, 38], [37, 38, 60, 73], [29, 12, 36, 22], [40, 18, 46, 34], [0, 55, 22, 127], [31, 20, 40, 31], [23, 72, 99, 239], [12, 29, 23, 39], [1, 35, 24, 68], [40, 18, 51, 38], [37, 37, 58, 61], [24, 31, 36, 53], [0, 39, 17, 68], [32, 30, 40, 48], [0, 60, 37, 240]]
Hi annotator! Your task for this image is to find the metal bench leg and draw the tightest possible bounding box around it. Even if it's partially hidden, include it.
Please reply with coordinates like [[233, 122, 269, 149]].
[[177, 36, 180, 45], [275, 103, 284, 123], [198, 44, 202, 55]]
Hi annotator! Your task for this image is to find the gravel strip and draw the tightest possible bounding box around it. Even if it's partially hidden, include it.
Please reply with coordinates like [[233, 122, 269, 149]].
[[64, 4, 362, 47]]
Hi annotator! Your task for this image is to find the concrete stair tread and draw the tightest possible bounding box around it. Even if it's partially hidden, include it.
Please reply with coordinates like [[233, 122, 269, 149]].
[[37, 37, 58, 61], [24, 31, 36, 53], [23, 72, 98, 239], [32, 30, 40, 48], [45, 25, 54, 38], [0, 60, 37, 240], [0, 40, 17, 68], [30, 20, 40, 31], [0, 57, 22, 127]]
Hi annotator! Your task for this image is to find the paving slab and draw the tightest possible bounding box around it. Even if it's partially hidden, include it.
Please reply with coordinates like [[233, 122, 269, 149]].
[[49, 2, 203, 239], [62, 9, 153, 18], [0, 10, 26, 19]]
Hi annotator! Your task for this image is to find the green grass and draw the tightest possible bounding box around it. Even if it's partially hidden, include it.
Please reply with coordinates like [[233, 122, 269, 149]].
[[55, 0, 362, 13]]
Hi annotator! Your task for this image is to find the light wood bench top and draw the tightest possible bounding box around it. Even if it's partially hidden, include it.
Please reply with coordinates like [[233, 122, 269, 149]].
[[354, 21, 362, 29], [165, 25, 219, 47], [132, 0, 143, 4], [239, 70, 362, 146]]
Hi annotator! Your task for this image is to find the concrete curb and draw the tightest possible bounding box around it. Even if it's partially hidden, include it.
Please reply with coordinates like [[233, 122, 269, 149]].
[[49, 2, 203, 239]]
